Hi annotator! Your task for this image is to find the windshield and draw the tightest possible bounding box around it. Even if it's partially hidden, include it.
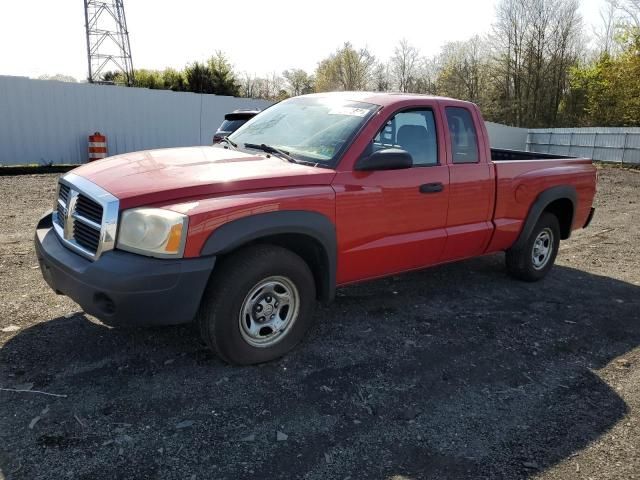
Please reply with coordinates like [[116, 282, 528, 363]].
[[228, 97, 379, 166]]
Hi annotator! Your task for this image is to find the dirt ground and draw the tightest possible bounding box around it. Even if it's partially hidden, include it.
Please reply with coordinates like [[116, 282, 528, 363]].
[[0, 165, 639, 480]]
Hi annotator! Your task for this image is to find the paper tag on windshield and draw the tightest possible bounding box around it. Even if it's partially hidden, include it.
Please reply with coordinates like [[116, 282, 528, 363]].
[[328, 106, 369, 117]]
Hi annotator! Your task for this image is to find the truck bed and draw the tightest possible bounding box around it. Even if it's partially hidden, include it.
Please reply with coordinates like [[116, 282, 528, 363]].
[[491, 148, 574, 161], [487, 154, 597, 253]]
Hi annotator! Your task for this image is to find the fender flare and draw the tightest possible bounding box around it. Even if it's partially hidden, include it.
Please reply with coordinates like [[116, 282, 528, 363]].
[[200, 210, 337, 301], [512, 185, 577, 251]]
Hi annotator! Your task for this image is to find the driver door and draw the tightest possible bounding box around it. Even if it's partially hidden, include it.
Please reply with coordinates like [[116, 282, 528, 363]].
[[333, 107, 450, 284]]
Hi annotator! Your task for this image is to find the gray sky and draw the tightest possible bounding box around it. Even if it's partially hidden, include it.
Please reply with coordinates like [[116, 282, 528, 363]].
[[1, 0, 607, 81]]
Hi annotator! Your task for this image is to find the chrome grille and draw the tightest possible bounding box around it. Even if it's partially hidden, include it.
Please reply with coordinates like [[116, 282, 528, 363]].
[[56, 183, 70, 220], [59, 183, 70, 202], [75, 194, 103, 224], [52, 173, 119, 261]]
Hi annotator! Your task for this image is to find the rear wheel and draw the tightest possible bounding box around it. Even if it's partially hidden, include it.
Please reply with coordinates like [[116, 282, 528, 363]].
[[506, 212, 560, 282], [197, 244, 316, 365]]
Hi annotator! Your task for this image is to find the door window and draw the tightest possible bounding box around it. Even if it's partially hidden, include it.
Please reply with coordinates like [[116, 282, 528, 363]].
[[445, 107, 479, 163], [372, 110, 438, 166]]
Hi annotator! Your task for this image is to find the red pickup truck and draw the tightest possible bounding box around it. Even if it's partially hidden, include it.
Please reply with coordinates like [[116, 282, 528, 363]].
[[35, 92, 597, 364]]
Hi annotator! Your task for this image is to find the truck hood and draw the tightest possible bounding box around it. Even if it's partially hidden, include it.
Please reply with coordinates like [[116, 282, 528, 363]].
[[72, 146, 336, 209]]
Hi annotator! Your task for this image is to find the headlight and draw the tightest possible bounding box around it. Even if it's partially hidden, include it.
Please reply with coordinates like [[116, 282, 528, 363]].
[[117, 208, 188, 258]]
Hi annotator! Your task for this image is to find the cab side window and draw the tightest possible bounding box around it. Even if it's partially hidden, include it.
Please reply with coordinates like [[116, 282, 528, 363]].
[[373, 110, 438, 166], [445, 107, 479, 164]]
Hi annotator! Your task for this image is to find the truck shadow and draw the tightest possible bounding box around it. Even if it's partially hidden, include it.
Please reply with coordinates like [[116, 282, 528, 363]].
[[1, 255, 639, 479]]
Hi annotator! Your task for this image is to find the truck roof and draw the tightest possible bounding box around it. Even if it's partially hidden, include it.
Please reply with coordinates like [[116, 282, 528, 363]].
[[300, 91, 475, 108]]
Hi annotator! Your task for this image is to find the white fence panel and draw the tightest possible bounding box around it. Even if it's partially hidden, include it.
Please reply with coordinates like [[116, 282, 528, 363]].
[[0, 76, 270, 166], [485, 122, 529, 150], [527, 127, 640, 164]]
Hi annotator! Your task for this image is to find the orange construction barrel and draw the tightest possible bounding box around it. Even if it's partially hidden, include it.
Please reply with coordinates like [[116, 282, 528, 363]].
[[88, 132, 107, 161]]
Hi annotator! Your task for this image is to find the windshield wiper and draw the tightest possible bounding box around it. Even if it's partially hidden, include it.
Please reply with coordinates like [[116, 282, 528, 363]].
[[219, 137, 238, 149], [244, 143, 298, 164]]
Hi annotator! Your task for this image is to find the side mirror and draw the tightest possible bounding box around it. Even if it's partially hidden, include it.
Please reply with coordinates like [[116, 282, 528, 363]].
[[355, 148, 413, 171]]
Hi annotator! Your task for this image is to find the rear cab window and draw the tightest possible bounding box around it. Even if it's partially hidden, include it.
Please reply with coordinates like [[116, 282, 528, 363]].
[[372, 109, 438, 166], [445, 107, 479, 164], [219, 119, 247, 132]]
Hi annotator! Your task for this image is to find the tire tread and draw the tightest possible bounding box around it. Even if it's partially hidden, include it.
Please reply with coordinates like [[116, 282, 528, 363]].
[[506, 212, 560, 282]]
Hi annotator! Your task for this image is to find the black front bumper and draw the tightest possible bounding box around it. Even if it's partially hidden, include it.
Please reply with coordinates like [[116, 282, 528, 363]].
[[35, 213, 216, 327]]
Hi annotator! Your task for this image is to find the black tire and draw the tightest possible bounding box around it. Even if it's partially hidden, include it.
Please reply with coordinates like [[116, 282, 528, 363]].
[[506, 212, 561, 282], [197, 244, 316, 365]]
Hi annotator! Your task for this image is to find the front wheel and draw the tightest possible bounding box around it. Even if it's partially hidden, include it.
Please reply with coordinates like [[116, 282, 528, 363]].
[[506, 212, 561, 282], [197, 244, 316, 365]]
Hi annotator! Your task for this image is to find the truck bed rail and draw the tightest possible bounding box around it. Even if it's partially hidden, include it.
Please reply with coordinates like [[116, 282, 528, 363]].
[[491, 148, 576, 161]]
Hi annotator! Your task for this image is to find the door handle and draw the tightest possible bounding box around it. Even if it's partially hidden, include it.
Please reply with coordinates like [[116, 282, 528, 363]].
[[419, 182, 443, 194]]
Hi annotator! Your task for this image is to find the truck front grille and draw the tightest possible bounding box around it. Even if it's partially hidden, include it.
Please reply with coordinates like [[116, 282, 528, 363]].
[[52, 173, 119, 260], [75, 194, 103, 224], [73, 214, 101, 251], [57, 183, 70, 220]]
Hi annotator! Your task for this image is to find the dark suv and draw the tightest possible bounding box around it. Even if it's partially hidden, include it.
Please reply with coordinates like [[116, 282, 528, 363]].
[[213, 109, 260, 143]]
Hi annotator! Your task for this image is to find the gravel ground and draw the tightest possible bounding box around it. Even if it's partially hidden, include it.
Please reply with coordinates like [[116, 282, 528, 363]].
[[0, 165, 639, 480]]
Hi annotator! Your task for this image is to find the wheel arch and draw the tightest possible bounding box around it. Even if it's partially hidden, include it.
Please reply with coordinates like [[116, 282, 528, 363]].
[[512, 185, 577, 250], [200, 211, 337, 302]]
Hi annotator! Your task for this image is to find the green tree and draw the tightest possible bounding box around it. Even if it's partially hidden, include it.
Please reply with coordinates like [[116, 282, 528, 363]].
[[314, 57, 339, 92], [207, 51, 240, 96], [133, 69, 163, 89], [161, 68, 186, 91], [564, 28, 640, 126], [100, 70, 125, 84], [184, 61, 213, 93], [314, 42, 375, 91], [183, 52, 240, 95], [283, 69, 314, 96]]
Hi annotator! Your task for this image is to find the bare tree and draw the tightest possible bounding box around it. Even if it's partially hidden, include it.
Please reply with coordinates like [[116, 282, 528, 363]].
[[255, 72, 284, 100], [240, 73, 259, 98], [391, 39, 420, 92], [437, 36, 488, 104], [546, 0, 584, 124], [491, 0, 583, 126], [372, 62, 392, 91], [238, 72, 286, 100], [412, 57, 440, 94], [595, 0, 620, 54], [493, 0, 529, 125], [614, 0, 640, 28]]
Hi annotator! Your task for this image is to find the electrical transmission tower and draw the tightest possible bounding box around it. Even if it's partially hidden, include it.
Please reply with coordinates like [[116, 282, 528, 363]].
[[84, 0, 134, 85]]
